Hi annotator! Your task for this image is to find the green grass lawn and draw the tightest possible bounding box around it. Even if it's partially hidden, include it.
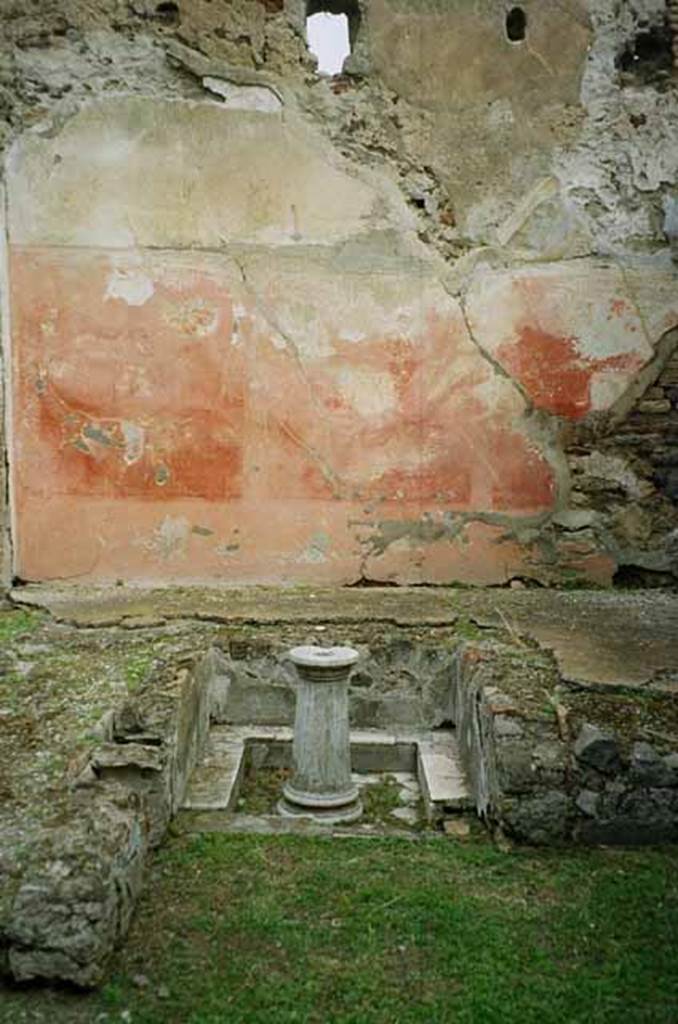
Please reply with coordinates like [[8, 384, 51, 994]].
[[2, 832, 678, 1024]]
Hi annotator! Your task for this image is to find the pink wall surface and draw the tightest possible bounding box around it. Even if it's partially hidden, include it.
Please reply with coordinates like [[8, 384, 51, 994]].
[[7, 98, 677, 586]]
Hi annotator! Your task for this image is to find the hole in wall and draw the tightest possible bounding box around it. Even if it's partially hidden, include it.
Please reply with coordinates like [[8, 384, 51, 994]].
[[616, 19, 673, 85], [613, 565, 678, 589], [155, 1, 179, 24], [505, 6, 527, 43], [306, 11, 351, 75]]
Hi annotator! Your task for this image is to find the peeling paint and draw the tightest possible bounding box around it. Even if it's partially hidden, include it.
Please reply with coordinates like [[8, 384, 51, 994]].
[[10, 246, 563, 582], [297, 532, 330, 564], [202, 76, 283, 114], [164, 299, 219, 337], [215, 542, 240, 559]]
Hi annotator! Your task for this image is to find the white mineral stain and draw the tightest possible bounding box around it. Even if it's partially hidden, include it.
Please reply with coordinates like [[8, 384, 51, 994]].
[[144, 516, 190, 560], [121, 421, 145, 465], [334, 368, 397, 418], [105, 268, 155, 307]]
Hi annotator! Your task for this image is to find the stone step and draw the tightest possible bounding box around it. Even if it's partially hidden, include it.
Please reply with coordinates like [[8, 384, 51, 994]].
[[176, 811, 424, 841], [181, 729, 245, 811], [417, 731, 473, 820], [181, 725, 473, 821]]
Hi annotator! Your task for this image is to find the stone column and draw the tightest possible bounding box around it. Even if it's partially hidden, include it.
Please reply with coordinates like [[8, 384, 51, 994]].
[[278, 645, 362, 824]]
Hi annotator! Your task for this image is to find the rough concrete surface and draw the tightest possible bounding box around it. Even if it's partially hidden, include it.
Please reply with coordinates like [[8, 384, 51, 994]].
[[11, 583, 678, 689]]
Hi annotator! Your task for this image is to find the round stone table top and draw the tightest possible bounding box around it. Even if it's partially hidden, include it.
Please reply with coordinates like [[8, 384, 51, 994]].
[[289, 645, 359, 669]]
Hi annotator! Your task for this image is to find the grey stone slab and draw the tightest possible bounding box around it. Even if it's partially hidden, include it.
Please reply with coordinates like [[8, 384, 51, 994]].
[[175, 811, 425, 841], [390, 806, 419, 826], [181, 739, 245, 812], [417, 735, 471, 819]]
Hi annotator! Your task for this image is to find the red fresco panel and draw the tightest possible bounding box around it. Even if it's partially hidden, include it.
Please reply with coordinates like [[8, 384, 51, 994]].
[[10, 247, 556, 583], [497, 325, 642, 419], [249, 307, 555, 514], [469, 271, 652, 420], [11, 248, 245, 503]]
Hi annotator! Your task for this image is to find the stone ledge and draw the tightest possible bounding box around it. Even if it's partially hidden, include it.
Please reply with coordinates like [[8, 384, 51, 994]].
[[181, 724, 472, 823], [1, 649, 212, 987]]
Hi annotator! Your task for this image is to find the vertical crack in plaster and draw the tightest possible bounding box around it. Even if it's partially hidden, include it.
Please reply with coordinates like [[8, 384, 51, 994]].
[[456, 282, 572, 515], [603, 256, 678, 421], [233, 255, 344, 498], [615, 256, 664, 352], [455, 283, 534, 412], [0, 182, 14, 585]]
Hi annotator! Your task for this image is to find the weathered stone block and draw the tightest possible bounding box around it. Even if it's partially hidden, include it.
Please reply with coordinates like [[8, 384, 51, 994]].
[[500, 791, 574, 845], [628, 742, 674, 788], [574, 722, 621, 774], [494, 714, 524, 738], [576, 789, 600, 817], [531, 740, 569, 785], [6, 788, 148, 988], [496, 741, 534, 794]]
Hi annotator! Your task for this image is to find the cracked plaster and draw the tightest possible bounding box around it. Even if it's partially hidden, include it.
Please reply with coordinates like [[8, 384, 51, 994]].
[[0, 0, 677, 587]]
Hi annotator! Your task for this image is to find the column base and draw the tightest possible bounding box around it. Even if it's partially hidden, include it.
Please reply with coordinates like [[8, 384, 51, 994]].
[[277, 796, 364, 825], [278, 782, 363, 825]]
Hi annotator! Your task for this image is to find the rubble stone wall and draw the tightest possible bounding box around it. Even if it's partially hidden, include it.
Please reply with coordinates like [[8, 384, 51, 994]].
[[0, 0, 676, 586], [454, 640, 678, 845]]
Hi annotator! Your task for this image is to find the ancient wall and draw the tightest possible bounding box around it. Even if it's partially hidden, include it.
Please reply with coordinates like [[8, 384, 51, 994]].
[[0, 0, 676, 586]]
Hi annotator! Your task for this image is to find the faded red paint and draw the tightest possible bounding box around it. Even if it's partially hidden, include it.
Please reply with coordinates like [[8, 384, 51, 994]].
[[11, 247, 558, 583], [35, 396, 243, 501], [253, 314, 555, 512], [609, 298, 630, 317], [12, 250, 245, 502], [497, 326, 642, 419]]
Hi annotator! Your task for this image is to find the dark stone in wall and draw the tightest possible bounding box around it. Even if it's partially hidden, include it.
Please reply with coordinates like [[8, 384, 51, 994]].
[[564, 340, 678, 587]]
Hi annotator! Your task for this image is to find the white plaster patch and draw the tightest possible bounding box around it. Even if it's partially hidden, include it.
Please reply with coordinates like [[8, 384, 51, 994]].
[[589, 372, 632, 412], [297, 533, 330, 564], [7, 96, 395, 249], [486, 98, 514, 130], [264, 278, 450, 362], [143, 516, 190, 560], [121, 421, 145, 465], [105, 268, 155, 307], [202, 77, 282, 114], [334, 368, 397, 419]]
